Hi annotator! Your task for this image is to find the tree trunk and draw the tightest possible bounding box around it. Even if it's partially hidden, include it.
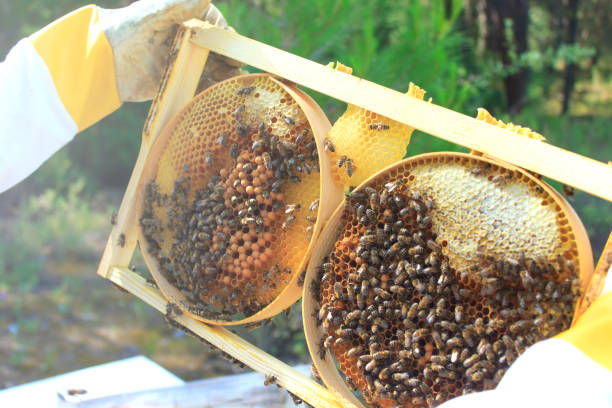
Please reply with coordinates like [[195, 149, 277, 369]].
[[561, 0, 580, 114], [484, 0, 530, 113]]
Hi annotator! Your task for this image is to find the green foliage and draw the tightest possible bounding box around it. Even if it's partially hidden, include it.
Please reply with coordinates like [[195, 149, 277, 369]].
[[0, 177, 110, 293], [217, 0, 480, 121]]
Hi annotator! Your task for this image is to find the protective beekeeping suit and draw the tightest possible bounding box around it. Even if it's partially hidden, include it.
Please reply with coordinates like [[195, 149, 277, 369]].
[[0, 0, 241, 193], [0, 1, 610, 406]]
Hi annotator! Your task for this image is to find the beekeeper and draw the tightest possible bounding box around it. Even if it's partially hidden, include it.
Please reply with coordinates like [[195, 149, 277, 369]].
[[0, 1, 610, 407]]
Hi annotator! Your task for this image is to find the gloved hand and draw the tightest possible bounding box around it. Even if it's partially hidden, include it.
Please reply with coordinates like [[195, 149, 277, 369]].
[[99, 0, 244, 102]]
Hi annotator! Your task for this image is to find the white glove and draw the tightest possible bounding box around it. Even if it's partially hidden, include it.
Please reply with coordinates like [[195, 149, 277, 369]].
[[99, 0, 243, 102]]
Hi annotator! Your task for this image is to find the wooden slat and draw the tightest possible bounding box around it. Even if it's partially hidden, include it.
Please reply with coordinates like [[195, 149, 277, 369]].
[[106, 268, 357, 408], [186, 20, 612, 202], [575, 231, 612, 320], [96, 26, 210, 278]]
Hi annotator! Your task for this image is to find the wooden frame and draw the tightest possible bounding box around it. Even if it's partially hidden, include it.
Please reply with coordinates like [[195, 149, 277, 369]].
[[96, 19, 611, 408]]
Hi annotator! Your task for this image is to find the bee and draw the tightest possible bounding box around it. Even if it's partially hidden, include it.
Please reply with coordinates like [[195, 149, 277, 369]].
[[216, 132, 227, 147], [237, 123, 248, 137], [454, 305, 464, 323], [309, 199, 320, 212], [263, 374, 277, 386], [279, 140, 297, 152], [205, 150, 213, 167], [295, 129, 308, 144], [333, 282, 343, 298], [234, 105, 246, 122], [337, 155, 347, 168], [562, 184, 575, 197], [432, 330, 444, 349], [165, 302, 183, 318], [369, 122, 389, 130], [261, 152, 272, 170], [509, 319, 532, 334], [252, 140, 265, 152], [412, 328, 430, 342], [117, 233, 126, 248], [324, 335, 334, 349], [491, 172, 511, 185], [345, 377, 358, 391], [283, 116, 296, 125], [67, 389, 87, 396], [356, 294, 366, 310], [306, 215, 317, 223], [285, 203, 301, 214], [281, 215, 296, 231], [347, 346, 363, 358], [426, 239, 441, 253], [323, 137, 335, 152], [237, 85, 256, 95], [297, 270, 306, 287], [229, 143, 239, 160], [311, 364, 322, 382], [345, 158, 354, 177], [110, 210, 118, 226], [471, 166, 483, 175]]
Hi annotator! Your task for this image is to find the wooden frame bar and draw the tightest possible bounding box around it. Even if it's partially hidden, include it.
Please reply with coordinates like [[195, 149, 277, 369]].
[[106, 268, 353, 408], [187, 20, 612, 203]]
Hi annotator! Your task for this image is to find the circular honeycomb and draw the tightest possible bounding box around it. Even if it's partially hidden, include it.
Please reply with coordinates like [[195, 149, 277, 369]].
[[138, 74, 340, 324], [325, 83, 429, 187], [303, 152, 592, 408]]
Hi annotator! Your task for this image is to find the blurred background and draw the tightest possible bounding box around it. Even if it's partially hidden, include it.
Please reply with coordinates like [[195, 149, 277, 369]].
[[1, 0, 610, 388]]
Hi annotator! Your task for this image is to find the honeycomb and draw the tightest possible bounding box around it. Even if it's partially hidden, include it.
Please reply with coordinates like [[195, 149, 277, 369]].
[[305, 152, 591, 408], [138, 74, 328, 323], [476, 108, 546, 141], [325, 83, 429, 187]]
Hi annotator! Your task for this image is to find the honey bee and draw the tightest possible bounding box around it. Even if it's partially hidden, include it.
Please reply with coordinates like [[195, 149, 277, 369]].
[[110, 210, 117, 226], [216, 132, 227, 147], [309, 199, 320, 212], [369, 122, 389, 130], [285, 203, 301, 214], [263, 374, 277, 386], [492, 172, 512, 185], [281, 215, 296, 231], [237, 86, 256, 95], [562, 184, 575, 197], [237, 123, 248, 137], [337, 155, 347, 168], [295, 129, 308, 144], [283, 116, 296, 125], [205, 150, 213, 167], [345, 158, 354, 177], [67, 389, 87, 396], [117, 233, 126, 248], [229, 143, 239, 160], [323, 137, 335, 152]]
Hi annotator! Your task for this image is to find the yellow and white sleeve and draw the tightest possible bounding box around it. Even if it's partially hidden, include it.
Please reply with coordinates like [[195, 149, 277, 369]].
[[0, 5, 120, 193]]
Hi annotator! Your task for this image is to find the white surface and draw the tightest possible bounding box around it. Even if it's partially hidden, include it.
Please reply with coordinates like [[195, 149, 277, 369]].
[[0, 356, 183, 407], [0, 38, 78, 194], [440, 338, 612, 408]]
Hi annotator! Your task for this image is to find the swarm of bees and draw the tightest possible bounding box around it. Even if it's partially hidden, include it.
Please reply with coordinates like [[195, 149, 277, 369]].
[[140, 81, 323, 321], [311, 178, 581, 408]]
